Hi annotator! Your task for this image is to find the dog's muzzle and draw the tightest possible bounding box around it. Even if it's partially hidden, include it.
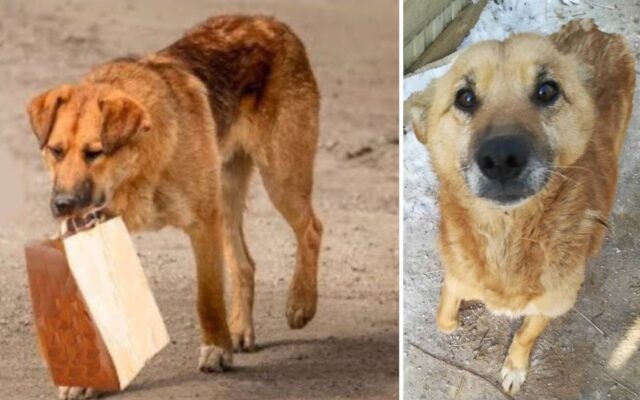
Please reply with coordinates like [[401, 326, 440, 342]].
[[50, 180, 97, 218], [465, 126, 550, 206], [475, 135, 530, 185]]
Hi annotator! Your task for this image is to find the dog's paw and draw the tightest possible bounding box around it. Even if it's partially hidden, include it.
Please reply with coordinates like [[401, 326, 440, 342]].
[[435, 316, 459, 334], [198, 344, 233, 373], [57, 387, 97, 400], [500, 359, 528, 395], [286, 299, 316, 329], [231, 328, 256, 353], [286, 286, 317, 329]]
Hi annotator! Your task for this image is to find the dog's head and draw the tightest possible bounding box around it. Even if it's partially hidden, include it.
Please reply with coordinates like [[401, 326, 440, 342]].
[[411, 33, 595, 207], [27, 84, 151, 219]]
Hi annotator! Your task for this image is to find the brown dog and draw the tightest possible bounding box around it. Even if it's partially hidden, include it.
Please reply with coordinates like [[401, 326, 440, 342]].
[[410, 20, 634, 394], [27, 15, 322, 399]]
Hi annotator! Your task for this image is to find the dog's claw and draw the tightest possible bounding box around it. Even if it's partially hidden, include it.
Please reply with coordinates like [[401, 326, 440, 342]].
[[500, 360, 527, 395], [287, 307, 314, 329], [286, 286, 317, 329], [198, 344, 233, 373], [231, 330, 256, 353]]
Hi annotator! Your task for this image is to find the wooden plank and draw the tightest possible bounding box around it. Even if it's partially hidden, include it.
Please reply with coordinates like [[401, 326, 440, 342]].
[[404, 0, 452, 44], [406, 0, 488, 73], [403, 0, 471, 70], [405, 49, 460, 79]]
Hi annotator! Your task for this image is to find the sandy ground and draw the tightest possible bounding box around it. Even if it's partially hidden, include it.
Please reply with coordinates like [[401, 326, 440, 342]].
[[404, 1, 640, 399], [0, 1, 399, 399]]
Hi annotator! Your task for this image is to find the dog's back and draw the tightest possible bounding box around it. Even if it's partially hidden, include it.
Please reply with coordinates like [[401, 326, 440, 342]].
[[160, 15, 318, 140]]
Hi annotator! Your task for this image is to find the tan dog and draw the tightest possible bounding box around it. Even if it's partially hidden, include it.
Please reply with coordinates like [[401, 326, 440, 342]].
[[27, 15, 322, 399], [410, 20, 634, 394]]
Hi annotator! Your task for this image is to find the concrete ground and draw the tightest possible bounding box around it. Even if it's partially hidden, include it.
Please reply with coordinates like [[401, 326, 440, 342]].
[[404, 1, 640, 399], [0, 1, 399, 399]]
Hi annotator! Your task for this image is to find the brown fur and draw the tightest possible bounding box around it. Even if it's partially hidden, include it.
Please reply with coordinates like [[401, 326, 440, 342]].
[[27, 15, 323, 395], [411, 20, 635, 394]]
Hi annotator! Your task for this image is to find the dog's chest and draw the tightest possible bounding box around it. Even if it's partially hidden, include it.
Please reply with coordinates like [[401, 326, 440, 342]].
[[109, 183, 196, 232], [445, 211, 592, 316]]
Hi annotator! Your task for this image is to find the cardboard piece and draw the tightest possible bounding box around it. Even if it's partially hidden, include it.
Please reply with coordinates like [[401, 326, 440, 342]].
[[25, 217, 170, 391]]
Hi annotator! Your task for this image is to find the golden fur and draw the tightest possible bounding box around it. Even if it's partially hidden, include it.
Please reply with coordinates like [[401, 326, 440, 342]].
[[27, 15, 322, 398], [411, 20, 635, 394]]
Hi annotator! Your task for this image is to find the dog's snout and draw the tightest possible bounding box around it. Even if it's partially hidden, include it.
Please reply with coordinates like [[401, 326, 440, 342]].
[[50, 193, 80, 217], [50, 180, 96, 217], [474, 136, 531, 183]]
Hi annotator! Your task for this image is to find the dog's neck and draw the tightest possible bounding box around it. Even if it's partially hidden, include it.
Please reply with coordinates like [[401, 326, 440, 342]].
[[441, 171, 592, 242]]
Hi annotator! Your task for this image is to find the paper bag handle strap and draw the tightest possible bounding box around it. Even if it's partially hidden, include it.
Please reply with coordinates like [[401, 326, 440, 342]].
[[60, 210, 107, 237]]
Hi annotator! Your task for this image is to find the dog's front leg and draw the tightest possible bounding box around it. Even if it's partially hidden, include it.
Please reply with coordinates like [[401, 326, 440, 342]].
[[188, 213, 233, 373], [436, 280, 461, 333], [501, 314, 549, 394]]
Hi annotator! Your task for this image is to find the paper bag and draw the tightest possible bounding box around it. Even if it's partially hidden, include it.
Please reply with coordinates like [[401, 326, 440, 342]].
[[25, 217, 170, 391]]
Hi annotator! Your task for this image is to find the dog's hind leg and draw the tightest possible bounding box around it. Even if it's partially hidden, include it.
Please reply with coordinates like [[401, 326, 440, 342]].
[[501, 314, 549, 394], [260, 164, 323, 329], [188, 208, 233, 372], [255, 112, 323, 329], [221, 152, 257, 352]]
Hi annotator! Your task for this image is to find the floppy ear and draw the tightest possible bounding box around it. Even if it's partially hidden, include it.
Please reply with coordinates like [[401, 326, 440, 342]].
[[98, 92, 151, 154], [409, 83, 436, 144], [27, 85, 74, 148]]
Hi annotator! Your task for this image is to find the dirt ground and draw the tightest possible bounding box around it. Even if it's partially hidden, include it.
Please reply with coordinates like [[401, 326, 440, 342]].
[[0, 1, 399, 399], [404, 1, 640, 399]]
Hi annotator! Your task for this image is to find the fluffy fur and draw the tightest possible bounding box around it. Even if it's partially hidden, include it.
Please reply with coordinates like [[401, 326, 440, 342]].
[[411, 19, 635, 394], [27, 15, 323, 399]]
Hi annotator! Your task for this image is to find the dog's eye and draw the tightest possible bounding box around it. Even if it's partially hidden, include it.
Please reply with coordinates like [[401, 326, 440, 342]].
[[454, 89, 477, 112], [535, 81, 560, 105], [84, 149, 104, 163], [48, 146, 64, 161]]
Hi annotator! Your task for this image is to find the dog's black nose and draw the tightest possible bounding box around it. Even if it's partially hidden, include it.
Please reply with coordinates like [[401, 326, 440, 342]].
[[475, 136, 530, 183], [51, 194, 79, 217]]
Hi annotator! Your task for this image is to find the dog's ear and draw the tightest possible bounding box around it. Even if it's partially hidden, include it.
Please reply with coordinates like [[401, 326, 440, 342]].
[[409, 83, 436, 144], [576, 61, 595, 90], [27, 85, 74, 148], [550, 26, 596, 91], [98, 92, 151, 154]]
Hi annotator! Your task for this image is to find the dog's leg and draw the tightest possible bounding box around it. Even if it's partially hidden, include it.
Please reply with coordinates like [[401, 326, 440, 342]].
[[252, 91, 322, 330], [188, 211, 233, 372], [259, 166, 322, 330], [221, 153, 257, 352], [436, 281, 461, 333], [501, 314, 549, 394]]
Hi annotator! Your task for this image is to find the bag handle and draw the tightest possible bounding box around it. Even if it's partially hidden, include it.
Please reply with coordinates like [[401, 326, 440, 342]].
[[60, 210, 107, 237]]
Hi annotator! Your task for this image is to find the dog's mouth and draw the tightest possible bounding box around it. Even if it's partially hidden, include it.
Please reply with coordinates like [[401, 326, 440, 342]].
[[64, 206, 107, 233], [71, 200, 107, 220], [51, 192, 107, 220], [463, 158, 552, 208], [464, 160, 552, 207]]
